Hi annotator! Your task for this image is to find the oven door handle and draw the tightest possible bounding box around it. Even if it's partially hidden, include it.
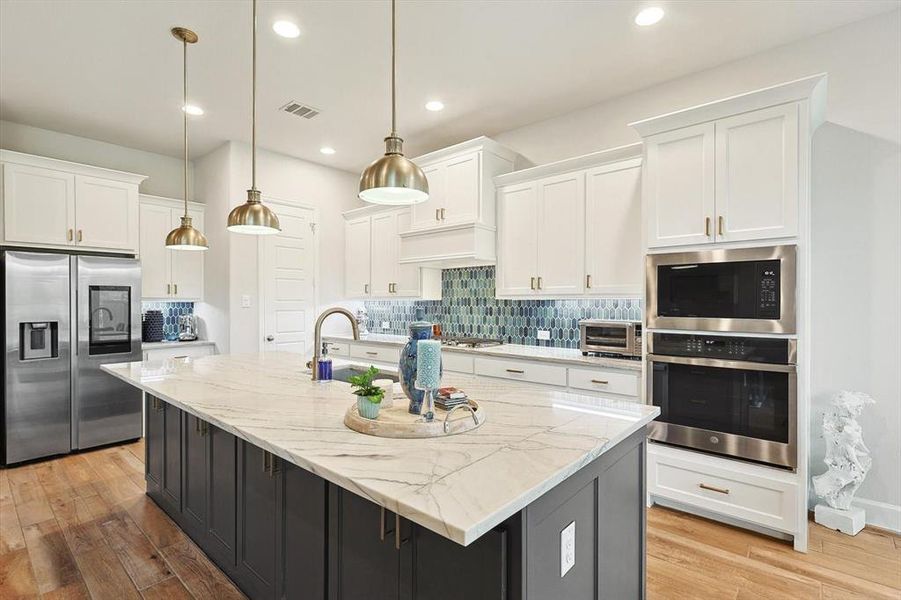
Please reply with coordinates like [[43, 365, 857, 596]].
[[647, 353, 796, 373]]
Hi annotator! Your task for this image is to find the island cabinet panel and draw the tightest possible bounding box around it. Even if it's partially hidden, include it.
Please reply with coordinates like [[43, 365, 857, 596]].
[[282, 463, 328, 599], [182, 413, 208, 537], [206, 425, 238, 570], [144, 396, 164, 492], [236, 442, 282, 600], [409, 525, 508, 600], [161, 402, 183, 509]]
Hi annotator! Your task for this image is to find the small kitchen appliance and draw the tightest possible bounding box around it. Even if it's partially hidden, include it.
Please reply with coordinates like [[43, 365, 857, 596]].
[[177, 313, 198, 341], [579, 320, 642, 359]]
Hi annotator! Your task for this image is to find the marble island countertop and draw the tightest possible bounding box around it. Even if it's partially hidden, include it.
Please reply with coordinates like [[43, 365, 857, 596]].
[[102, 352, 658, 546], [323, 333, 643, 371]]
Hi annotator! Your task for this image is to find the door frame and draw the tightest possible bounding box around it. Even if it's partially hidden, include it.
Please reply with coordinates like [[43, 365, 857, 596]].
[[256, 197, 320, 354]]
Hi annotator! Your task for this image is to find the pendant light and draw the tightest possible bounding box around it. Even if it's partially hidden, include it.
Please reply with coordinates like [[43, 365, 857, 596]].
[[165, 27, 209, 251], [227, 0, 280, 234], [358, 0, 429, 205]]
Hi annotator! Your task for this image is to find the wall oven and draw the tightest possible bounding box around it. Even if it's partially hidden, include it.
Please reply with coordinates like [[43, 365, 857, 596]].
[[646, 245, 796, 334], [579, 320, 642, 359], [647, 332, 797, 469]]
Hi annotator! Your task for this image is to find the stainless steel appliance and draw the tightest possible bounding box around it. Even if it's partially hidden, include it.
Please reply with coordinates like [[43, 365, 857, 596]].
[[646, 245, 796, 334], [579, 320, 642, 359], [2, 251, 142, 465], [647, 332, 797, 469], [178, 314, 198, 341]]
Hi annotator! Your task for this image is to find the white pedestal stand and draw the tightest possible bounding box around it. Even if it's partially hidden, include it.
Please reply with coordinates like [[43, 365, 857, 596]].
[[814, 503, 866, 536]]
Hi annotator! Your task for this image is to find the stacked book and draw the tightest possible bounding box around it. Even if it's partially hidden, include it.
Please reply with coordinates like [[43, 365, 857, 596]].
[[436, 387, 468, 410]]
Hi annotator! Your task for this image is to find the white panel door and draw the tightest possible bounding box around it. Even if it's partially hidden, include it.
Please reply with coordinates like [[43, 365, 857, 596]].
[[645, 123, 715, 248], [442, 151, 480, 225], [139, 203, 173, 298], [715, 103, 799, 242], [74, 175, 138, 251], [393, 210, 422, 297], [496, 182, 539, 296], [410, 163, 444, 230], [585, 161, 642, 295], [261, 203, 316, 354], [536, 172, 585, 295], [344, 216, 371, 298], [2, 163, 75, 246], [369, 211, 397, 297], [170, 207, 204, 300]]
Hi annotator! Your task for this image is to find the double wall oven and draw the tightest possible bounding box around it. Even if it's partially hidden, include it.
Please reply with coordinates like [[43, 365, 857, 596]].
[[645, 245, 798, 470]]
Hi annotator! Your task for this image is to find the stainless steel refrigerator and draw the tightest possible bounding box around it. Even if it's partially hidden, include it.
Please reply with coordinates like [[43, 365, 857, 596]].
[[2, 250, 142, 465]]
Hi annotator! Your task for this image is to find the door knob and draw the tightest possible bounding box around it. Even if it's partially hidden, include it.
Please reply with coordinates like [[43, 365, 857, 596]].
[[266, 335, 275, 341]]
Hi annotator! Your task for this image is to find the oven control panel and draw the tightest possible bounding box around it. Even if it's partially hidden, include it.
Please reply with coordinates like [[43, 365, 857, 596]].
[[651, 333, 792, 364]]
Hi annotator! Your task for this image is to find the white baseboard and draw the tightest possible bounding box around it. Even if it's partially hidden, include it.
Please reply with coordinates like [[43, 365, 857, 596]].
[[853, 497, 901, 533]]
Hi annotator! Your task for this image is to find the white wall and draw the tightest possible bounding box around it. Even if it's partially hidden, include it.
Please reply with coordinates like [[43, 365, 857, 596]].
[[0, 120, 192, 199]]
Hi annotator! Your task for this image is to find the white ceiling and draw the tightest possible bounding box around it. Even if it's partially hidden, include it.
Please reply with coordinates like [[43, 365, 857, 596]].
[[1, 0, 896, 173]]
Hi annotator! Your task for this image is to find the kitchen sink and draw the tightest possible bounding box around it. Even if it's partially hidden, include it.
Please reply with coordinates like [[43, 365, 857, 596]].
[[330, 365, 399, 384]]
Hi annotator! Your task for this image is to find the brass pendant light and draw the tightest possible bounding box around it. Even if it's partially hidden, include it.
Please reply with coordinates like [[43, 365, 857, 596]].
[[227, 0, 280, 234], [166, 27, 209, 251], [358, 0, 428, 205]]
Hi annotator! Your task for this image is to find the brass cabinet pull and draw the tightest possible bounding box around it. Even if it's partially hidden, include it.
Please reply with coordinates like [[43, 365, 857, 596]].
[[262, 451, 271, 475], [167, 283, 171, 295], [586, 274, 592, 289], [591, 379, 609, 385], [195, 418, 200, 434], [699, 482, 730, 495], [380, 507, 387, 541], [435, 208, 440, 221], [364, 283, 369, 294], [705, 217, 711, 237], [505, 368, 525, 374], [200, 422, 208, 436], [440, 208, 446, 220], [530, 277, 536, 290], [366, 351, 379, 356], [395, 514, 403, 550], [718, 215, 725, 236], [67, 229, 73, 242], [537, 276, 543, 290], [173, 283, 178, 295], [77, 229, 83, 242]]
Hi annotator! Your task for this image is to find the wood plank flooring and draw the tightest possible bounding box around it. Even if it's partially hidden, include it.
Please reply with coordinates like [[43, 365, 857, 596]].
[[1, 441, 899, 599]]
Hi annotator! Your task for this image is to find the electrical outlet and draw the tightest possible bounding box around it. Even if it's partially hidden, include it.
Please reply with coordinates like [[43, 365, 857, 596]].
[[381, 321, 390, 330], [560, 521, 575, 577], [241, 295, 251, 308], [537, 329, 551, 341]]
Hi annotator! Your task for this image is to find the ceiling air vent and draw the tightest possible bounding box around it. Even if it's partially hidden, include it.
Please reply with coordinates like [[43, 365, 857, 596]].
[[280, 101, 320, 119]]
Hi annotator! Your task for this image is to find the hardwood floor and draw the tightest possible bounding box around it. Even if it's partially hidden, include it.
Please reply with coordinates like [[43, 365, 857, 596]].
[[1, 441, 899, 599]]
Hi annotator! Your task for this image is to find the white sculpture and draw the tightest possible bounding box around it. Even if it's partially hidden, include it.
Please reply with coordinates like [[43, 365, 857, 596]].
[[812, 391, 875, 511]]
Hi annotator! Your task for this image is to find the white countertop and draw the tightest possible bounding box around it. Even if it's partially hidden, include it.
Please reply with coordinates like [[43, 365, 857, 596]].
[[324, 333, 643, 371], [142, 340, 215, 350], [102, 352, 657, 546]]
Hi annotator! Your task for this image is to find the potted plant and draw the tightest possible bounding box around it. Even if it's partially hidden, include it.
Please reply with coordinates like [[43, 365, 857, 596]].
[[348, 366, 385, 420]]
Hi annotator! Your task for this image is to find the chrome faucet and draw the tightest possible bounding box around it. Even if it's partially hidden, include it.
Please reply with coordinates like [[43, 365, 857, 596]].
[[308, 307, 360, 380]]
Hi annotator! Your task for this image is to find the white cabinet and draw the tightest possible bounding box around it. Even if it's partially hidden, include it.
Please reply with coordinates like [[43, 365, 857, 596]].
[[138, 195, 205, 301], [410, 150, 483, 230], [642, 103, 800, 249], [410, 163, 446, 230], [343, 207, 441, 300], [496, 148, 642, 298], [143, 342, 215, 362], [0, 151, 144, 253]]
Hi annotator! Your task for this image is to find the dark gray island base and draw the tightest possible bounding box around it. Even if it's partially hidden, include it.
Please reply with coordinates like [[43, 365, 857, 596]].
[[144, 394, 647, 600]]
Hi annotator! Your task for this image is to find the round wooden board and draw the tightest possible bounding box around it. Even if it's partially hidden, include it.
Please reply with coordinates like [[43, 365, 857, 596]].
[[344, 396, 485, 438]]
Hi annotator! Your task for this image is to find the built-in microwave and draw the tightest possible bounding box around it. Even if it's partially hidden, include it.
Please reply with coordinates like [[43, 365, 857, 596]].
[[646, 245, 796, 334]]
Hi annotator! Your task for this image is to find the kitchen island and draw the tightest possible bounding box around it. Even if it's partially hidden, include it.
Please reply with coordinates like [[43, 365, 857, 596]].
[[103, 352, 659, 600]]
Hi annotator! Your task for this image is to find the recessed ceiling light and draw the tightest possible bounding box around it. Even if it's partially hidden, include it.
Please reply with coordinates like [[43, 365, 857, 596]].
[[273, 20, 301, 38], [425, 100, 445, 112], [320, 146, 336, 155], [635, 7, 664, 26], [182, 104, 204, 116]]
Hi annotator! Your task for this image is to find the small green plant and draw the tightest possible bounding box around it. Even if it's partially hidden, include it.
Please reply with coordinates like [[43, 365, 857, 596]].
[[348, 366, 384, 404]]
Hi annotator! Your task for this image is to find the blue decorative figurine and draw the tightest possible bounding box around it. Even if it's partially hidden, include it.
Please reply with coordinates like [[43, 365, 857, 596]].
[[399, 308, 440, 414]]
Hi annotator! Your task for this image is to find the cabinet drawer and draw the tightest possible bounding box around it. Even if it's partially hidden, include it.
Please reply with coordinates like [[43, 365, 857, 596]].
[[350, 344, 401, 365], [648, 445, 797, 533], [568, 367, 639, 398], [324, 341, 350, 357], [441, 352, 474, 374], [473, 357, 567, 387], [144, 344, 214, 362]]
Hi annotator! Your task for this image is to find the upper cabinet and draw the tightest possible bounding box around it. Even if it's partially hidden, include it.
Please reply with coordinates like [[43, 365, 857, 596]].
[[496, 147, 643, 298], [139, 195, 205, 301], [344, 206, 441, 301], [0, 150, 145, 254], [632, 75, 825, 249], [399, 137, 518, 268]]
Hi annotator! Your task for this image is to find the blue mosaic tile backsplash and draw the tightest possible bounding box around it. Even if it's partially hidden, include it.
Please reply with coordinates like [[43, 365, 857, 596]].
[[141, 301, 194, 340], [363, 266, 641, 348]]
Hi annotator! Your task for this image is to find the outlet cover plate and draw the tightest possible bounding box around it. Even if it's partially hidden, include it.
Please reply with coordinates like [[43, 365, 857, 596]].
[[381, 321, 390, 330], [537, 329, 551, 341], [561, 520, 575, 577]]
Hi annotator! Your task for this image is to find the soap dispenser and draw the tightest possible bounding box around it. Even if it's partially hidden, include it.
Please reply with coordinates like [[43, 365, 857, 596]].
[[317, 342, 333, 381]]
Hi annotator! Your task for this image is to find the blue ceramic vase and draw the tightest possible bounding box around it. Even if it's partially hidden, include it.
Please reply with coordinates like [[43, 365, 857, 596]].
[[399, 316, 440, 414]]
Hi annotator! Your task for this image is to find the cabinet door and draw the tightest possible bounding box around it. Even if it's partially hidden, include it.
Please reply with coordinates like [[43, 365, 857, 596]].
[[409, 525, 507, 600], [370, 211, 398, 297], [145, 396, 164, 493], [236, 442, 281, 600], [345, 216, 371, 298], [2, 163, 75, 246], [536, 172, 585, 295], [328, 487, 400, 600], [715, 103, 799, 242], [161, 403, 182, 510], [182, 413, 208, 538], [585, 161, 642, 295], [442, 151, 480, 225], [74, 175, 138, 251], [393, 210, 422, 297], [139, 203, 172, 298], [170, 207, 205, 300], [282, 463, 327, 600], [409, 163, 444, 230], [496, 183, 539, 296], [206, 425, 237, 570], [645, 123, 715, 248]]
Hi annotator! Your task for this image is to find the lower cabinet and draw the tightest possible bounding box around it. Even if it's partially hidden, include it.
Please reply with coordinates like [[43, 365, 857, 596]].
[[236, 443, 282, 600]]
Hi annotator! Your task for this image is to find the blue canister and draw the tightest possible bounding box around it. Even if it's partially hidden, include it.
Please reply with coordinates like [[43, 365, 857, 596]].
[[399, 309, 441, 414]]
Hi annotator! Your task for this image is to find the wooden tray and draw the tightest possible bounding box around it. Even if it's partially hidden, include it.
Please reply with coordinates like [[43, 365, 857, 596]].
[[344, 396, 485, 438]]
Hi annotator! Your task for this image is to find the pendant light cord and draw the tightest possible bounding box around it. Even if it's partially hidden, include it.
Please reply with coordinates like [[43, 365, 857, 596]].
[[391, 0, 396, 137], [183, 37, 189, 218], [251, 0, 257, 192]]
